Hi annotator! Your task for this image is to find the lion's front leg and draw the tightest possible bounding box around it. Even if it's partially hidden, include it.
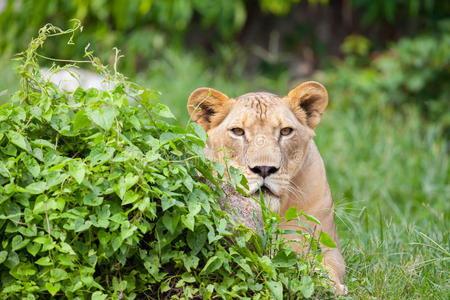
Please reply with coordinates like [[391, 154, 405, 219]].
[[322, 246, 347, 295], [280, 220, 347, 295]]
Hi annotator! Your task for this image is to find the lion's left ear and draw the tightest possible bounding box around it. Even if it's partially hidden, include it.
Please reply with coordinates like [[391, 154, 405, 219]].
[[285, 81, 328, 129]]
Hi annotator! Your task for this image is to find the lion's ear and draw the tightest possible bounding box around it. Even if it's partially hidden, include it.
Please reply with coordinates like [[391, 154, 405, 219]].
[[285, 81, 328, 129], [187, 87, 233, 132]]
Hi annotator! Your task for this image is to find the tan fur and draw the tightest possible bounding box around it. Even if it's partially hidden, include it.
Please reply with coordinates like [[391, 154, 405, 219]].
[[187, 81, 347, 295]]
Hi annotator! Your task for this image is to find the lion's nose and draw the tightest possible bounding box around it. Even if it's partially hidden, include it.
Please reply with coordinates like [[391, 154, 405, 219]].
[[250, 165, 279, 178]]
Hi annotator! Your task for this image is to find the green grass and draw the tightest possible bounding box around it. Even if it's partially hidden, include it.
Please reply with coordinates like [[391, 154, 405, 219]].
[[0, 53, 448, 299], [319, 105, 449, 299]]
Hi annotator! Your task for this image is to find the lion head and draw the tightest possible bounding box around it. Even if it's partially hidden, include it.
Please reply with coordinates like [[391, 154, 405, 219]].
[[187, 81, 328, 211]]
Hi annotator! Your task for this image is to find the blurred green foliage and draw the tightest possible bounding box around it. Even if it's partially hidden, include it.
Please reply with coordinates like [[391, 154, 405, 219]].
[[0, 0, 246, 72], [326, 21, 450, 125], [353, 0, 449, 25], [340, 35, 372, 57], [0, 0, 271, 73], [1, 0, 449, 75]]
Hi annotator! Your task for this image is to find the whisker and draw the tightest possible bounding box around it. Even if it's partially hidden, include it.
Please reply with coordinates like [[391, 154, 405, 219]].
[[288, 180, 305, 198], [286, 185, 305, 203], [288, 179, 303, 192]]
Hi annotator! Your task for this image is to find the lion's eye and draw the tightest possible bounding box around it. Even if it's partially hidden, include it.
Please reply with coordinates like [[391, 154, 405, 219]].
[[280, 127, 293, 136], [231, 128, 245, 136]]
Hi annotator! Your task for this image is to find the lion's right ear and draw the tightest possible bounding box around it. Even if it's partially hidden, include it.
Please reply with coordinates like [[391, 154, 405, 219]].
[[187, 87, 232, 132]]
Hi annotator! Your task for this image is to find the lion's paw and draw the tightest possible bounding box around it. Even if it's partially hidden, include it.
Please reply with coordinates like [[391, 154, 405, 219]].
[[334, 283, 348, 295]]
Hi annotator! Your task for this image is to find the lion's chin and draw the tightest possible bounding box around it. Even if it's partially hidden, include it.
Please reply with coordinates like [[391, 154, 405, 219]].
[[251, 186, 281, 214]]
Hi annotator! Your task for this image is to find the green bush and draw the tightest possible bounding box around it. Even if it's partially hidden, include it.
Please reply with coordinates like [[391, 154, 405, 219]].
[[0, 23, 334, 299], [321, 21, 450, 127]]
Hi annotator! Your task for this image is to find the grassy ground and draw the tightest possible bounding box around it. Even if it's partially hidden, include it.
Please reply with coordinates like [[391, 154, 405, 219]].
[[320, 104, 448, 299], [1, 54, 448, 299]]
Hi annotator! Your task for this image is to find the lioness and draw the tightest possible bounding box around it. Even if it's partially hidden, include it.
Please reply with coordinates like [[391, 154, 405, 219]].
[[187, 81, 347, 294]]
